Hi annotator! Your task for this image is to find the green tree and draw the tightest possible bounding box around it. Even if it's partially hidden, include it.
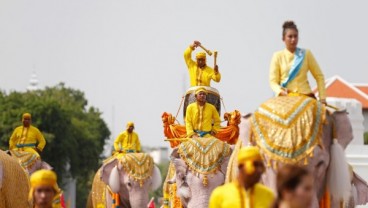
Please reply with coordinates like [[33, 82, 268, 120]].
[[0, 83, 110, 207]]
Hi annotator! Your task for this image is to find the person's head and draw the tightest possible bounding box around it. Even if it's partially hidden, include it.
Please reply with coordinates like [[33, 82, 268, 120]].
[[29, 170, 60, 208], [126, 121, 135, 133], [282, 21, 299, 52], [276, 165, 313, 208], [22, 113, 32, 127], [237, 146, 265, 188], [194, 87, 207, 104], [196, 52, 206, 68]]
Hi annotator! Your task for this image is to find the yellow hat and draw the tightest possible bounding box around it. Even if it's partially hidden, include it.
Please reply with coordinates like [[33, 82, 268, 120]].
[[22, 113, 31, 120], [195, 87, 207, 95], [238, 146, 263, 175], [126, 121, 134, 129], [196, 52, 206, 59], [29, 170, 60, 200]]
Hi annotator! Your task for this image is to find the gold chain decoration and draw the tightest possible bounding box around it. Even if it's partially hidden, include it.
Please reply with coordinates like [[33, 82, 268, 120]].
[[118, 153, 154, 187], [177, 137, 231, 186]]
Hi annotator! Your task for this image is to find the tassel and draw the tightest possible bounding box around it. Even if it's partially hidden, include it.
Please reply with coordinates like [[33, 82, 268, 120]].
[[304, 157, 308, 165], [203, 175, 208, 186]]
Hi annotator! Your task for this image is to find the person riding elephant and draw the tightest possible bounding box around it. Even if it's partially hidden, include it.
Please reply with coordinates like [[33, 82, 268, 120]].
[[209, 146, 275, 208], [9, 113, 46, 158], [269, 20, 327, 105], [185, 87, 221, 139], [184, 40, 221, 87], [113, 121, 141, 154]]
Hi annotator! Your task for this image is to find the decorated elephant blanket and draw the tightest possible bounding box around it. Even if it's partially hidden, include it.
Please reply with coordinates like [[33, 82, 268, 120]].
[[251, 95, 326, 165], [9, 150, 39, 171], [177, 137, 231, 186]]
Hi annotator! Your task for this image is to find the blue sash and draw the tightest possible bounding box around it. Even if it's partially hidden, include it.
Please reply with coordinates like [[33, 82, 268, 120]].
[[194, 130, 211, 137], [281, 48, 305, 88], [16, 143, 36, 148]]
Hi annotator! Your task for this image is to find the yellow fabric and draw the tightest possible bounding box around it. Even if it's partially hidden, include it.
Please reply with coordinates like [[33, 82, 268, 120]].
[[184, 47, 221, 86], [9, 125, 46, 155], [196, 51, 206, 59], [30, 170, 58, 190], [113, 131, 141, 152], [237, 146, 262, 165], [22, 113, 31, 120], [209, 182, 275, 208], [126, 121, 134, 129], [185, 102, 221, 138], [251, 95, 325, 165], [195, 87, 207, 95], [269, 49, 326, 99]]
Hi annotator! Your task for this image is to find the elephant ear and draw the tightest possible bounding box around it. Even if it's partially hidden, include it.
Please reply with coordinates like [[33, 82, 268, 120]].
[[170, 148, 180, 159], [100, 158, 119, 184], [352, 171, 368, 205], [150, 165, 162, 191]]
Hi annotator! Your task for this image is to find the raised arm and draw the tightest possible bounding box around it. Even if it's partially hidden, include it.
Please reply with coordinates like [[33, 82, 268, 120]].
[[184, 41, 201, 68], [211, 65, 221, 82]]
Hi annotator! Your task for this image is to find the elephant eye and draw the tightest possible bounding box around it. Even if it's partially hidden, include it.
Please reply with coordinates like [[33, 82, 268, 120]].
[[127, 182, 132, 187]]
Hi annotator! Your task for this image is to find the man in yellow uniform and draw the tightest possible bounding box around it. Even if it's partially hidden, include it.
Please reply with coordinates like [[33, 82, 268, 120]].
[[184, 40, 221, 86], [29, 170, 63, 208], [113, 122, 141, 153], [185, 87, 221, 138], [9, 113, 46, 158], [209, 146, 275, 208]]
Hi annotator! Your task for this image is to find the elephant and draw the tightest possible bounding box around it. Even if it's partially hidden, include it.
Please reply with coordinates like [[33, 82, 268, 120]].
[[6, 150, 52, 175], [167, 137, 232, 208], [230, 97, 368, 207], [90, 153, 162, 208], [0, 150, 30, 208]]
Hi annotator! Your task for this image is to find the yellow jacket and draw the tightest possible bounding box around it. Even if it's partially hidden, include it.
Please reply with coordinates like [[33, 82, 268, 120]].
[[184, 47, 221, 86], [269, 49, 326, 99], [9, 125, 46, 152], [209, 182, 275, 208], [113, 131, 141, 152], [185, 102, 221, 138]]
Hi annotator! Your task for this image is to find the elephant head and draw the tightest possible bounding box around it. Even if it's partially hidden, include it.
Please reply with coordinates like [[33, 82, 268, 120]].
[[100, 153, 162, 208], [169, 137, 232, 208]]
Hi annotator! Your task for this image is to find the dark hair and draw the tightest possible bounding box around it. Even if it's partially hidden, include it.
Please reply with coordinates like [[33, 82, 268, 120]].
[[273, 165, 310, 208], [282, 20, 298, 37]]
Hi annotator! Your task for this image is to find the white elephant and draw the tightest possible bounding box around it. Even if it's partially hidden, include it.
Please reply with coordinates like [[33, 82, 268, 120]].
[[166, 137, 232, 208], [90, 153, 162, 208]]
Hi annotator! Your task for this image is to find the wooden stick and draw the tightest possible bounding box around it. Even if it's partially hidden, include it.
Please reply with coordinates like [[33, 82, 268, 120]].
[[199, 45, 213, 56], [214, 51, 218, 69]]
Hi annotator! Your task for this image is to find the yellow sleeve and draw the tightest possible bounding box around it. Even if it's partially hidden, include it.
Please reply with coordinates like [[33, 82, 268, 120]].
[[212, 71, 221, 83], [9, 128, 18, 150], [212, 105, 221, 133], [35, 128, 46, 151], [209, 187, 222, 208], [113, 133, 124, 151], [269, 53, 283, 96], [184, 46, 196, 69], [307, 50, 326, 100], [135, 133, 141, 152], [185, 105, 195, 138]]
